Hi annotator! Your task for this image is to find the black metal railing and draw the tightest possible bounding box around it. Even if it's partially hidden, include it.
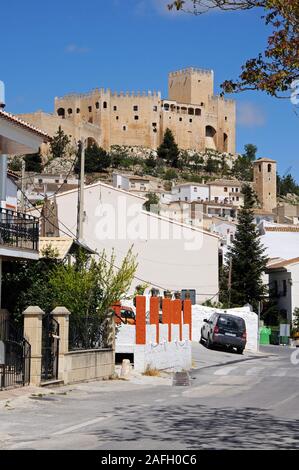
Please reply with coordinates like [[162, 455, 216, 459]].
[[69, 316, 108, 351], [0, 317, 31, 390], [0, 207, 39, 251]]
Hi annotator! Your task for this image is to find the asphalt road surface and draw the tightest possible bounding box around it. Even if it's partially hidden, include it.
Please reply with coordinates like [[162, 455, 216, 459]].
[[1, 344, 299, 450]]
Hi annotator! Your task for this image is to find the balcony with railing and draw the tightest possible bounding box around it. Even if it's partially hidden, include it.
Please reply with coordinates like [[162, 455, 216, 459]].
[[0, 207, 39, 253]]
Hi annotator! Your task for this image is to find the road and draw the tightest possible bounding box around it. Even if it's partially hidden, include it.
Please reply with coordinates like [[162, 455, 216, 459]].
[[1, 344, 299, 450]]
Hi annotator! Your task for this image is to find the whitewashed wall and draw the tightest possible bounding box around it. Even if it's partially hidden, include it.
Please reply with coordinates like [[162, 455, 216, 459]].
[[192, 305, 258, 352]]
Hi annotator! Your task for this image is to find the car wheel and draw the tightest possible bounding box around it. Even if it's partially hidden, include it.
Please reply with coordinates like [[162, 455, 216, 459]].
[[237, 347, 244, 355], [206, 335, 211, 349]]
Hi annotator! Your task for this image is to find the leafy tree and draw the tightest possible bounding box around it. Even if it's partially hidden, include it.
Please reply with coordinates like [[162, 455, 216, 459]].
[[220, 183, 269, 311], [75, 143, 111, 173], [232, 143, 257, 181], [24, 151, 43, 173], [204, 155, 219, 174], [277, 174, 299, 197], [164, 168, 178, 180], [50, 126, 70, 159], [190, 153, 204, 172], [168, 1, 299, 98], [157, 128, 180, 168], [143, 192, 160, 212], [2, 248, 137, 324], [145, 155, 157, 170]]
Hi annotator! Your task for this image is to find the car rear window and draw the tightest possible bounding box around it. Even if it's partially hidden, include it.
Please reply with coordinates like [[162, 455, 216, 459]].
[[217, 316, 245, 331]]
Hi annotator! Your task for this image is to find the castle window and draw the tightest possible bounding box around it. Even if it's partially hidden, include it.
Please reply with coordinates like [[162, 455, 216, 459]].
[[223, 133, 228, 152], [134, 115, 139, 120], [153, 105, 158, 111], [103, 102, 107, 109], [268, 164, 272, 173], [133, 105, 138, 111], [164, 103, 169, 111], [181, 107, 187, 114], [95, 102, 100, 109], [179, 117, 182, 122], [188, 108, 194, 115], [123, 126, 127, 131], [116, 116, 119, 120], [88, 117, 93, 123], [113, 106, 117, 111], [152, 123, 157, 127], [76, 108, 80, 114], [67, 108, 73, 115], [225, 116, 228, 121], [88, 106, 92, 112], [153, 128, 157, 133], [189, 119, 192, 123], [259, 164, 262, 172], [195, 108, 201, 116], [57, 107, 65, 118], [236, 197, 239, 201]]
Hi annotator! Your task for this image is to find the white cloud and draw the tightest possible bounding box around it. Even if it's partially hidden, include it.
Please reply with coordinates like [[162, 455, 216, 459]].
[[237, 102, 266, 128], [65, 44, 90, 54]]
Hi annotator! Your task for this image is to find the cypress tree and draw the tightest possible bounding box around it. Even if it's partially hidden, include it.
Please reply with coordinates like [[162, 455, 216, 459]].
[[224, 183, 269, 311], [157, 128, 179, 168]]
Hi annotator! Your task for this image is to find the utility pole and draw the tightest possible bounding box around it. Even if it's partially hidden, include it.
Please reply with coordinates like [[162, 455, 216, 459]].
[[20, 159, 25, 212], [76, 139, 85, 241]]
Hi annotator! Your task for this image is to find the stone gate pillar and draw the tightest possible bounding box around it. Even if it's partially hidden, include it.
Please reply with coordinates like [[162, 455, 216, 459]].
[[51, 306, 71, 382], [23, 306, 44, 386]]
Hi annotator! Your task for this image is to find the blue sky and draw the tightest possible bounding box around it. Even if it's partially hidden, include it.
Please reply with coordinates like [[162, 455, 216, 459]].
[[1, 0, 298, 178]]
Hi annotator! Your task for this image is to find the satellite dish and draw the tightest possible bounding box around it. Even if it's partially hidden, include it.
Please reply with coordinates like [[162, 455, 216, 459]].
[[0, 81, 5, 108]]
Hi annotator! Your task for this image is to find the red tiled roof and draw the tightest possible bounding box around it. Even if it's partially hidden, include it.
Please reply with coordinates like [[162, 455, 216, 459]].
[[0, 110, 51, 140]]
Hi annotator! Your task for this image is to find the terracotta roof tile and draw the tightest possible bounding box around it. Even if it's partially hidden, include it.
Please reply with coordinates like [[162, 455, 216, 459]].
[[0, 110, 51, 140]]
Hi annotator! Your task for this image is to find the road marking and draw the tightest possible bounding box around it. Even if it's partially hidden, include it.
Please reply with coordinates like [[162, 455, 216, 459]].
[[271, 368, 287, 377], [266, 391, 299, 410], [52, 415, 111, 436], [155, 399, 165, 402], [214, 366, 238, 376], [245, 367, 264, 376], [170, 394, 179, 398]]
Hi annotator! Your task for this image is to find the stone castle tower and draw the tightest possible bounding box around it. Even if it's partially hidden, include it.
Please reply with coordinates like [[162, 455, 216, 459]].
[[253, 158, 277, 212], [18, 67, 236, 154]]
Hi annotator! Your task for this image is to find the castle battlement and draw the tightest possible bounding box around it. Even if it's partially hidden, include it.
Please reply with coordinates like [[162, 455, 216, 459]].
[[169, 67, 213, 77], [111, 90, 161, 98]]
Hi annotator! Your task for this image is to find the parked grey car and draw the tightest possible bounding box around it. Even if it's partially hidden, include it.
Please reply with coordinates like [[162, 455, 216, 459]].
[[201, 312, 247, 354]]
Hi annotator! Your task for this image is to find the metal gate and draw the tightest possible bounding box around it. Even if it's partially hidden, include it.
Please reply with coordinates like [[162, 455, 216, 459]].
[[0, 318, 31, 390], [41, 313, 59, 382]]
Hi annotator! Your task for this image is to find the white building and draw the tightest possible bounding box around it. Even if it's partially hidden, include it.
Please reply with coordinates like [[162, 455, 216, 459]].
[[169, 183, 209, 203], [267, 257, 299, 323], [32, 181, 220, 304], [0, 98, 50, 308], [259, 221, 299, 260]]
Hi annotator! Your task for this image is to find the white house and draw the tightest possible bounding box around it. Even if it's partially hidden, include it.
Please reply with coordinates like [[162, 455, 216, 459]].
[[259, 221, 299, 260], [0, 91, 50, 308], [267, 257, 299, 323], [32, 181, 220, 304], [170, 183, 209, 203]]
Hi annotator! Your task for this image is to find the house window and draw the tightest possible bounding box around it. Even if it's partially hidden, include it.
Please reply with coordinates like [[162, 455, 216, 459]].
[[215, 197, 219, 203], [185, 197, 188, 201], [88, 106, 92, 112], [236, 197, 239, 201], [194, 187, 197, 192], [236, 188, 239, 192], [133, 105, 138, 111], [134, 115, 139, 120], [131, 183, 135, 188], [38, 179, 43, 184], [224, 187, 228, 192], [55, 179, 59, 184], [232, 188, 235, 192]]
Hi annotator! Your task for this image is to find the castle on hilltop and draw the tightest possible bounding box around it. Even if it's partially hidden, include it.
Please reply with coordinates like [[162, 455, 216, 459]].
[[19, 68, 236, 153]]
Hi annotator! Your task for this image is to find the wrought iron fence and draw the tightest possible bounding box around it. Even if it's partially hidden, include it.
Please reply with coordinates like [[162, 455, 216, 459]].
[[69, 316, 108, 351], [0, 317, 31, 390], [0, 207, 39, 251]]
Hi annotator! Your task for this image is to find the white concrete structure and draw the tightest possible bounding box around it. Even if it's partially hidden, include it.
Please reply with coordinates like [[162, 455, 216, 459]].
[[192, 305, 258, 352], [171, 183, 209, 203], [267, 257, 299, 323], [116, 324, 192, 373], [208, 179, 243, 207], [31, 181, 219, 303]]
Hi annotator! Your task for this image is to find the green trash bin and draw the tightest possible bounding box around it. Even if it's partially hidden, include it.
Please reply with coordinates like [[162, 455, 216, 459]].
[[260, 326, 272, 345]]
